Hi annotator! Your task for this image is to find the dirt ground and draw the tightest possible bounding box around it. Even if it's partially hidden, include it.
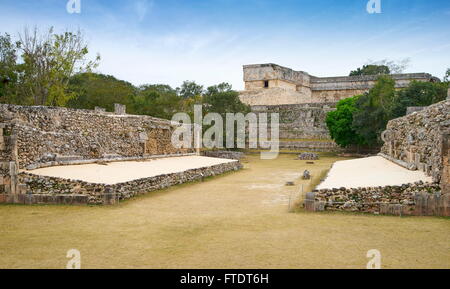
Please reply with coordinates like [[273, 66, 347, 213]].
[[1, 154, 449, 269]]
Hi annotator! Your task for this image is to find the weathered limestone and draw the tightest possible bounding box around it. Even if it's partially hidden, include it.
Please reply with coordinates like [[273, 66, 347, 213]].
[[201, 150, 244, 160], [304, 100, 450, 216], [240, 64, 438, 151], [304, 181, 448, 216], [442, 134, 450, 194], [0, 104, 195, 169], [0, 104, 241, 205], [297, 152, 319, 160], [239, 63, 438, 106], [381, 100, 450, 183], [94, 106, 106, 113], [114, 103, 126, 115], [0, 123, 5, 151], [250, 103, 342, 151], [406, 106, 426, 115], [1, 161, 242, 205]]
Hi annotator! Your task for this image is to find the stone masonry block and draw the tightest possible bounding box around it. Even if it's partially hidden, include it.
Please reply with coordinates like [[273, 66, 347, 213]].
[[114, 103, 126, 115]]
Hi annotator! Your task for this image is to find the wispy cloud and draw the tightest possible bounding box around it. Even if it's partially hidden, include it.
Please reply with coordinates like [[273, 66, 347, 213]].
[[0, 0, 449, 88], [134, 0, 153, 22]]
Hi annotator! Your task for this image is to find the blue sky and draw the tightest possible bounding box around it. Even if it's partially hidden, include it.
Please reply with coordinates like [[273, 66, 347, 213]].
[[0, 0, 449, 89]]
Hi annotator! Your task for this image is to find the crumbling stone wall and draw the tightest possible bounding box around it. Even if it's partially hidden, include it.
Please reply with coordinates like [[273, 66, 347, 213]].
[[240, 63, 437, 106], [251, 103, 336, 140], [304, 181, 449, 216], [201, 150, 244, 160], [0, 161, 242, 205], [0, 122, 20, 195], [250, 102, 341, 151], [0, 104, 194, 170], [380, 100, 450, 183], [442, 134, 450, 194]]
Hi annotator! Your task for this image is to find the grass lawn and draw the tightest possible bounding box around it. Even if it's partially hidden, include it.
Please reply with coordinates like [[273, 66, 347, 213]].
[[0, 154, 449, 269]]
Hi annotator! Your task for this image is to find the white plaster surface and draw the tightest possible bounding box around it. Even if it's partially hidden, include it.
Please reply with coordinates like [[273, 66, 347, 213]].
[[24, 156, 237, 185], [316, 156, 432, 189]]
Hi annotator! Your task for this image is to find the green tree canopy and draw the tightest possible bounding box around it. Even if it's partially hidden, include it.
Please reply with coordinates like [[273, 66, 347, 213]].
[[0, 33, 20, 104], [326, 95, 365, 148], [203, 83, 249, 114], [67, 72, 136, 111], [444, 68, 450, 82], [132, 83, 184, 119], [389, 81, 448, 118], [18, 27, 100, 106], [202, 83, 250, 149], [352, 75, 396, 147], [177, 80, 204, 99], [349, 64, 390, 76]]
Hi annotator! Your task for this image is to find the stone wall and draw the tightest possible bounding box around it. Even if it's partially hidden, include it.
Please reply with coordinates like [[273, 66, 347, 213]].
[[240, 63, 438, 106], [0, 104, 195, 169], [304, 181, 449, 216], [0, 104, 218, 205], [0, 161, 242, 205], [251, 103, 336, 139], [201, 150, 244, 160], [0, 122, 19, 195], [250, 103, 341, 151], [239, 87, 313, 106], [442, 135, 450, 194], [380, 100, 450, 183]]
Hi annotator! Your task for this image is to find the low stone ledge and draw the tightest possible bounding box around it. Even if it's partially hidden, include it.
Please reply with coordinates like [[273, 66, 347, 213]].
[[303, 181, 448, 216], [5, 160, 243, 205], [24, 153, 197, 171], [201, 150, 244, 160], [378, 153, 416, 170]]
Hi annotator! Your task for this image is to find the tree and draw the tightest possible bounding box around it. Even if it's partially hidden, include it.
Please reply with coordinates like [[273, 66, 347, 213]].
[[177, 81, 203, 99], [132, 84, 183, 119], [67, 73, 136, 111], [326, 95, 365, 148], [389, 81, 448, 118], [371, 59, 410, 74], [18, 27, 99, 106], [349, 64, 390, 76], [349, 59, 410, 76], [203, 83, 249, 114], [444, 68, 450, 82], [202, 83, 250, 149], [0, 33, 20, 104], [352, 75, 396, 146]]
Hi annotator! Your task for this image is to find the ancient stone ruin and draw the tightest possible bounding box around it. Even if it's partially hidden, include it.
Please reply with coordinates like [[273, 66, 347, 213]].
[[239, 63, 439, 152], [297, 152, 319, 160], [305, 99, 450, 216], [0, 104, 242, 205], [239, 63, 438, 106]]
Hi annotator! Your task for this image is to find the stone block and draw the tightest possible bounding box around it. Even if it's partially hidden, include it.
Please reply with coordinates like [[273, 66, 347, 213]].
[[0, 128, 4, 150], [94, 107, 106, 113], [114, 103, 126, 115]]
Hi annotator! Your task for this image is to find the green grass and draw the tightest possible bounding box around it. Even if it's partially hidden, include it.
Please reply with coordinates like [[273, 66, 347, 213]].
[[0, 154, 449, 269]]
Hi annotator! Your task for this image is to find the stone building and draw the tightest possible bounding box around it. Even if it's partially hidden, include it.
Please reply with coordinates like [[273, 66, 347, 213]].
[[239, 63, 440, 150], [239, 63, 439, 106]]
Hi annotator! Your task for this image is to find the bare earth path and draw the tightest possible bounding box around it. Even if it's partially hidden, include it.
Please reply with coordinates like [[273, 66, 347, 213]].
[[1, 154, 449, 268]]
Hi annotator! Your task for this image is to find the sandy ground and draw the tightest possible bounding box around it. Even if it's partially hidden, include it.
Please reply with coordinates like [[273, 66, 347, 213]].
[[316, 156, 432, 189], [24, 156, 237, 185], [1, 154, 449, 269]]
